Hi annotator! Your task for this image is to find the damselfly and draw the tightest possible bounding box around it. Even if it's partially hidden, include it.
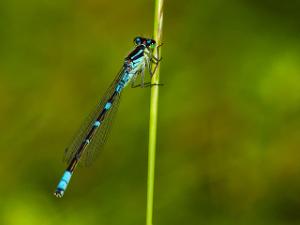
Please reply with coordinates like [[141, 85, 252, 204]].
[[54, 37, 161, 198]]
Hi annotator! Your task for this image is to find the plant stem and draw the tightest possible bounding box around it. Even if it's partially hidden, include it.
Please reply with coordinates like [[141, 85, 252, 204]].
[[146, 1, 164, 225]]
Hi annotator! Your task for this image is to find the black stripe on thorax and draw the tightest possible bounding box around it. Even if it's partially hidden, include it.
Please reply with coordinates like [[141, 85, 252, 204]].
[[126, 45, 146, 61]]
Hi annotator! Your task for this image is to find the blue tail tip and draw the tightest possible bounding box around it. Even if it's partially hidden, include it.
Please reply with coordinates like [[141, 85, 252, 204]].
[[54, 189, 65, 198]]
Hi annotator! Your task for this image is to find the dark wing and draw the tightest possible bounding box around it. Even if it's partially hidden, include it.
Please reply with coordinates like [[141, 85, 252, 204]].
[[63, 67, 124, 167], [82, 92, 120, 166]]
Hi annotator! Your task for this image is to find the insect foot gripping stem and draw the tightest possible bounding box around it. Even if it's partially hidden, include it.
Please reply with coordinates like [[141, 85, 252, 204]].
[[54, 170, 72, 198]]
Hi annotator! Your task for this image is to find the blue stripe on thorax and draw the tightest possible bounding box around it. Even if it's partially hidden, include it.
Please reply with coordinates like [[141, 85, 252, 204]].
[[115, 50, 146, 93], [132, 56, 144, 65], [130, 49, 144, 60]]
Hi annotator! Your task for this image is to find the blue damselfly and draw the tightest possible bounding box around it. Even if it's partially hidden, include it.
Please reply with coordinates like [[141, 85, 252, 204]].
[[54, 37, 161, 198]]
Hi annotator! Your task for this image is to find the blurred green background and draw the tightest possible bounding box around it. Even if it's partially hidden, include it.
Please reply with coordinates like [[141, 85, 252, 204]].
[[1, 0, 300, 224]]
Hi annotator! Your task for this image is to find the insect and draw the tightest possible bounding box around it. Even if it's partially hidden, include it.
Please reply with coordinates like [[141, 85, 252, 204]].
[[54, 37, 162, 198]]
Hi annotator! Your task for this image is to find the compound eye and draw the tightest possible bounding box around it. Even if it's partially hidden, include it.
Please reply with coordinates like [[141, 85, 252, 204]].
[[134, 37, 142, 45], [146, 39, 151, 45]]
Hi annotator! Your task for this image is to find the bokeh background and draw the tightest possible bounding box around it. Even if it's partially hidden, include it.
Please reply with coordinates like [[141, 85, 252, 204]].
[[1, 0, 300, 224]]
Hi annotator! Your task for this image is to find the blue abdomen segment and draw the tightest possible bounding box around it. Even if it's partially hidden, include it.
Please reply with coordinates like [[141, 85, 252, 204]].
[[54, 170, 72, 198], [104, 102, 112, 110], [94, 120, 101, 127], [115, 84, 123, 93], [115, 72, 129, 93]]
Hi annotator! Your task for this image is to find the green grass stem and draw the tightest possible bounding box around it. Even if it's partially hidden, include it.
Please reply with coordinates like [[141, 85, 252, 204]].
[[146, 1, 164, 225]]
